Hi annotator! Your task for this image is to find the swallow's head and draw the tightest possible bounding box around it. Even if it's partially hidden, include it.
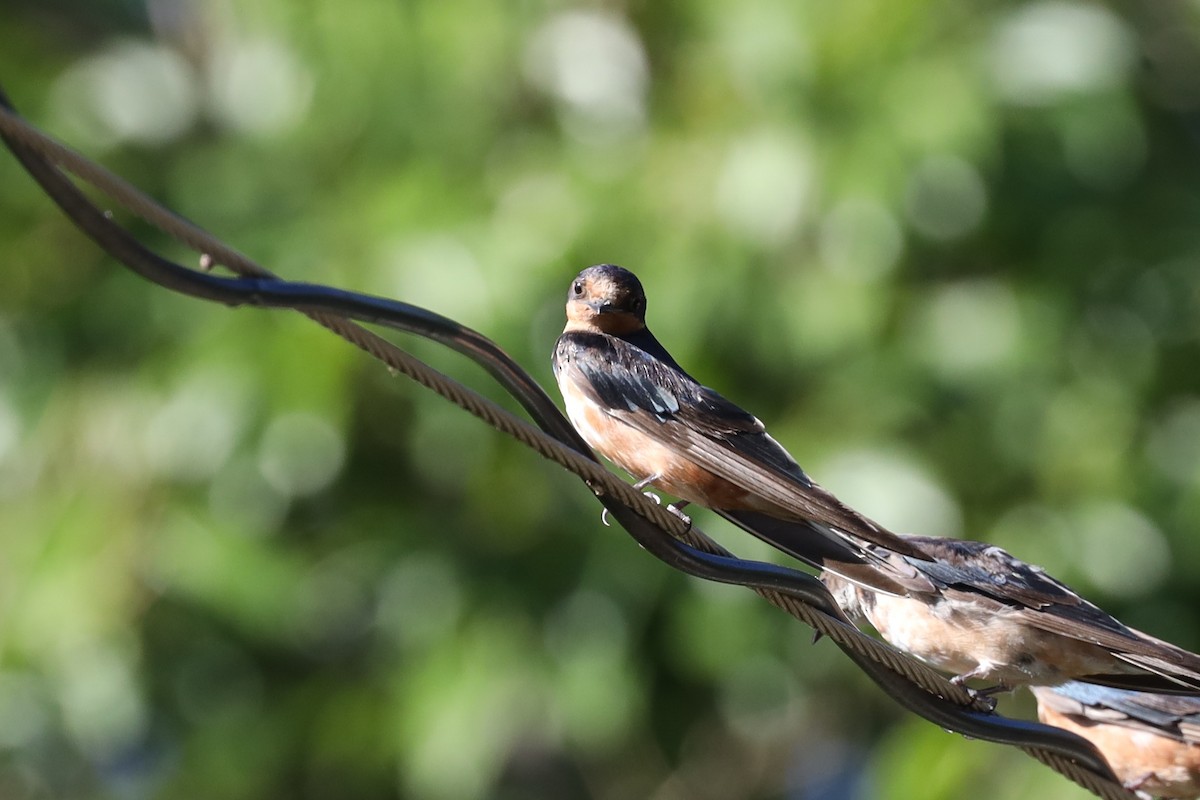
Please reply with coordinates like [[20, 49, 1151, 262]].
[[564, 264, 647, 335]]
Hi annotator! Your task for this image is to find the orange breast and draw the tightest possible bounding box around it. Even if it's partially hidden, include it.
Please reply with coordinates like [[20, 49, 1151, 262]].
[[557, 371, 753, 509]]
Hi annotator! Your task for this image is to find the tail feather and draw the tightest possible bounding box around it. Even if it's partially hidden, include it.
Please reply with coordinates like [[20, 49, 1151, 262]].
[[1101, 653, 1200, 695], [715, 509, 915, 597], [1076, 669, 1200, 696]]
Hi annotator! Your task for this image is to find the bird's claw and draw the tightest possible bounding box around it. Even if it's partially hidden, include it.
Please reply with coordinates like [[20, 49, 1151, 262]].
[[599, 475, 686, 529], [949, 681, 1003, 712], [948, 672, 1005, 711], [967, 690, 999, 713], [665, 502, 692, 529]]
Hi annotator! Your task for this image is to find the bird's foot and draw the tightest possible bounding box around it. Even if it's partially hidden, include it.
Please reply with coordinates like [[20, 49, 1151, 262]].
[[600, 492, 666, 525], [966, 690, 999, 713], [949, 668, 1008, 710], [631, 474, 661, 492], [600, 474, 688, 528], [632, 473, 669, 512], [965, 683, 1010, 699], [949, 665, 1000, 690], [665, 503, 692, 531]]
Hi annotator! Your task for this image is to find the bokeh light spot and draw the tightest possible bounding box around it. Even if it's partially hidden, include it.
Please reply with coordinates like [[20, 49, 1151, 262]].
[[903, 155, 987, 241], [523, 11, 648, 144], [990, 2, 1135, 105], [715, 130, 815, 246], [818, 197, 905, 282], [207, 38, 314, 136], [820, 449, 962, 538], [257, 412, 345, 497], [56, 642, 147, 761], [913, 279, 1022, 378], [50, 40, 198, 148], [1070, 502, 1169, 597], [1146, 399, 1200, 485], [376, 553, 465, 652], [141, 370, 249, 483]]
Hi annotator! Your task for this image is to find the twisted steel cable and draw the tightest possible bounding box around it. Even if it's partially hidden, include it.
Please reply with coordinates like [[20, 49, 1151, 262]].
[[0, 94, 1136, 800]]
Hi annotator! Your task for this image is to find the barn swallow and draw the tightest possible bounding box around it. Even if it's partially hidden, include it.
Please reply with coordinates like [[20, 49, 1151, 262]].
[[822, 536, 1200, 695], [550, 263, 934, 597], [1032, 682, 1200, 798], [552, 265, 1200, 695]]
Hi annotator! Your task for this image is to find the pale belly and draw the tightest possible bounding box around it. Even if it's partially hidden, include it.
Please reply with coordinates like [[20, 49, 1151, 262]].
[[864, 592, 1118, 687]]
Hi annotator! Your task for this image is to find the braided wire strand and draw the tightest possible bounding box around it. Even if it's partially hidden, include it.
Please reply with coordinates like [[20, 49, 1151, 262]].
[[0, 103, 1135, 800]]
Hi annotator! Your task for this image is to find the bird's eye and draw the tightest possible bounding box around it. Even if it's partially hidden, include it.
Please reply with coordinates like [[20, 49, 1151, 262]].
[[572, 281, 583, 296]]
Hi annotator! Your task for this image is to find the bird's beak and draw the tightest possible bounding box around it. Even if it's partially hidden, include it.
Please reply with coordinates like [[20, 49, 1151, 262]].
[[586, 300, 614, 315]]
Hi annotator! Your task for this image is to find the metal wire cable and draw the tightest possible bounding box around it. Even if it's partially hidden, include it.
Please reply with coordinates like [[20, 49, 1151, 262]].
[[0, 97, 1136, 800], [0, 99, 1001, 711]]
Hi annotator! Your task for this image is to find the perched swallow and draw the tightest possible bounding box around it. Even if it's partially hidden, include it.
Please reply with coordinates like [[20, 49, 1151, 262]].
[[1032, 682, 1200, 798], [822, 536, 1200, 694], [550, 264, 935, 595]]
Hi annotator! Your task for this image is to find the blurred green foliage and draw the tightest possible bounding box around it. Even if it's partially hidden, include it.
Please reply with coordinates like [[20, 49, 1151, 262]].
[[3, 0, 1200, 798]]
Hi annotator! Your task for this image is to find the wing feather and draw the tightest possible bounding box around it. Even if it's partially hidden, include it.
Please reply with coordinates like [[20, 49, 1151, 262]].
[[555, 330, 929, 561]]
